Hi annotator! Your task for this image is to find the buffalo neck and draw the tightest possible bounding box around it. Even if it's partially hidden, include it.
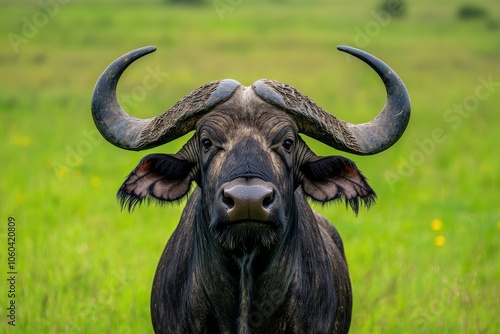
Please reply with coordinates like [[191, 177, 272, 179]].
[[193, 200, 300, 333]]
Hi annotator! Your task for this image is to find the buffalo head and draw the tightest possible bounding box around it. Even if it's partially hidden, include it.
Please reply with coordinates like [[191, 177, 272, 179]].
[[91, 46, 410, 254]]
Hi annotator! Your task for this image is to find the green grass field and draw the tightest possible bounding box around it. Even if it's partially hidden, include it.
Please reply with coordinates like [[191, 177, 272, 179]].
[[1, 0, 499, 332]]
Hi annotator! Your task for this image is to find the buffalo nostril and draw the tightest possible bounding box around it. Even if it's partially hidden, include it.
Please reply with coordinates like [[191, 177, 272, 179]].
[[262, 192, 275, 210], [222, 193, 235, 209]]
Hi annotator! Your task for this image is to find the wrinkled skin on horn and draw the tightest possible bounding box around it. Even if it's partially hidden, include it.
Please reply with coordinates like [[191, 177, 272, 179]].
[[91, 45, 410, 154]]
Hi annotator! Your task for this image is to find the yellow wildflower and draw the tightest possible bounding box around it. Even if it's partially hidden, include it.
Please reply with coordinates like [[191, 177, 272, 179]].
[[55, 166, 68, 179], [10, 135, 31, 147], [431, 219, 443, 231], [91, 176, 101, 187], [15, 193, 24, 204], [434, 235, 446, 247]]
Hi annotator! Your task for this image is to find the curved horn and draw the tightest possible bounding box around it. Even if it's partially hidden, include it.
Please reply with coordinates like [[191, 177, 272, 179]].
[[91, 46, 240, 151], [253, 45, 411, 155]]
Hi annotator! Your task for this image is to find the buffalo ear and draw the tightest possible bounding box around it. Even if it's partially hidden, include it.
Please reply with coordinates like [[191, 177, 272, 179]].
[[118, 154, 196, 211], [301, 156, 376, 214]]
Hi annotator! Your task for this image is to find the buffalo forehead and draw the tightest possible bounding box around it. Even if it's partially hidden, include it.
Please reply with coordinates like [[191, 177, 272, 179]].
[[197, 85, 297, 138]]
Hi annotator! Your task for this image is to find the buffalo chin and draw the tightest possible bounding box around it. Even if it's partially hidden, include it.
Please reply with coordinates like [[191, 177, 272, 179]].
[[213, 220, 283, 252]]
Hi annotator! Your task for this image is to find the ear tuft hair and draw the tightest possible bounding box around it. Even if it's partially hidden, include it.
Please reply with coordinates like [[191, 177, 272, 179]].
[[117, 154, 195, 212], [301, 156, 376, 215]]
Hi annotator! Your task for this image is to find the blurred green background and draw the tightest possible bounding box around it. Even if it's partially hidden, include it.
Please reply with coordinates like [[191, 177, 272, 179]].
[[1, 0, 499, 332]]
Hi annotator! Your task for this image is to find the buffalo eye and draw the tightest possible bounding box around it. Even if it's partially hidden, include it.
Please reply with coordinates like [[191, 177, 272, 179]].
[[282, 139, 293, 153], [201, 138, 212, 152]]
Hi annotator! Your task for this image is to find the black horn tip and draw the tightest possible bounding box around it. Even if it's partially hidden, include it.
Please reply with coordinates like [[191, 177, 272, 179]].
[[336, 45, 369, 57], [336, 45, 387, 75], [98, 45, 157, 82], [126, 45, 157, 56], [133, 45, 157, 56], [91, 45, 158, 150], [111, 46, 157, 71], [336, 45, 411, 155], [336, 45, 356, 53], [336, 45, 362, 58]]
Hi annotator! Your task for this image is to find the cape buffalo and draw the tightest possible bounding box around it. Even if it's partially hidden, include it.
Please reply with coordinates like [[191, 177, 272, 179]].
[[91, 45, 410, 333]]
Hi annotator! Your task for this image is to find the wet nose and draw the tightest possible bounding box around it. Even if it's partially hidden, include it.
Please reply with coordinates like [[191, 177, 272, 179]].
[[221, 182, 276, 222]]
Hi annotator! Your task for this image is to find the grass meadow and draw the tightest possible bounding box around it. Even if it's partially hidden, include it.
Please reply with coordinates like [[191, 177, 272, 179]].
[[1, 0, 499, 332]]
